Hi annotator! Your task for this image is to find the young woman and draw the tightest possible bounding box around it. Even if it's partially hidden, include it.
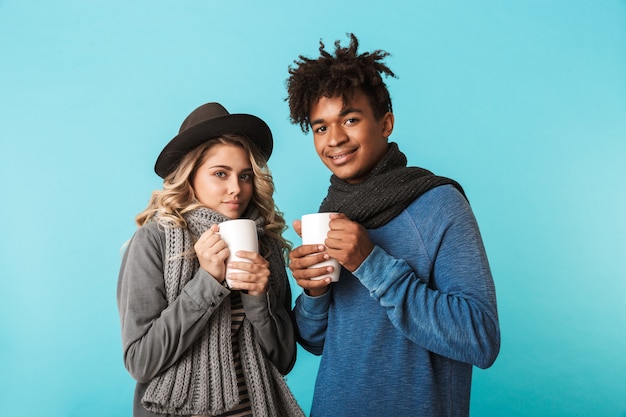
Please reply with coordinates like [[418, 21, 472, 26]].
[[117, 102, 303, 417]]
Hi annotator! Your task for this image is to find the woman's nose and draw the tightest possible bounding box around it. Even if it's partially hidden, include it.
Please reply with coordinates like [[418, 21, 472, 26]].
[[227, 177, 241, 195]]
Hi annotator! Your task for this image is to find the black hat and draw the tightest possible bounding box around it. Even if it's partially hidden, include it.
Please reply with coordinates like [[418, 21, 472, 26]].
[[154, 102, 273, 178]]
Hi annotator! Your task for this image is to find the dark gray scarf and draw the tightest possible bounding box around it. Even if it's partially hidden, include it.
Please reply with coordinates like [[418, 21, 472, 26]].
[[319, 142, 466, 228]]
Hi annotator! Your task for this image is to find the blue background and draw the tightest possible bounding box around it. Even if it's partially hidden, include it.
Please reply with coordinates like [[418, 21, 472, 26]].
[[1, 1, 625, 416]]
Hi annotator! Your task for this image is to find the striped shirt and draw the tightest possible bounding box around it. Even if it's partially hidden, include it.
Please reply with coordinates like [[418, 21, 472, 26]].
[[196, 290, 252, 417]]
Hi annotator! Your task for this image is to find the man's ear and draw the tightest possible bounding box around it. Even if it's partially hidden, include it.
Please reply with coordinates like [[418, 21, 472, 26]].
[[381, 112, 394, 138]]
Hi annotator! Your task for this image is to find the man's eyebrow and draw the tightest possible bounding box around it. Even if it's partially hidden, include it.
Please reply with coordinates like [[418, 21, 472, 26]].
[[310, 107, 364, 126], [339, 107, 363, 117]]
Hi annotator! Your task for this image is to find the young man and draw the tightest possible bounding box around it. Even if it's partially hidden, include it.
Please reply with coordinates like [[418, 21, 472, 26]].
[[285, 34, 500, 417]]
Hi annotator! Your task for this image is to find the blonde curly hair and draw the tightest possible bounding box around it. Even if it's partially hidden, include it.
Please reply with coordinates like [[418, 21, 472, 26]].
[[136, 134, 291, 255]]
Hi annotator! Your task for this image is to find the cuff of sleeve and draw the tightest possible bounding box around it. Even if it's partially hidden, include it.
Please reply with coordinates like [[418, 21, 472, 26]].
[[298, 289, 331, 317], [240, 291, 271, 322], [353, 245, 393, 292], [183, 268, 230, 311]]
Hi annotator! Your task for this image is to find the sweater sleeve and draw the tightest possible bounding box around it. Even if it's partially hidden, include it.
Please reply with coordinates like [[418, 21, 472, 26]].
[[354, 186, 500, 369], [117, 223, 230, 383], [293, 288, 332, 356]]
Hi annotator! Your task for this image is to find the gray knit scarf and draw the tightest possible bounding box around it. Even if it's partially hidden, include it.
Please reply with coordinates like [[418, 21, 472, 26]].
[[141, 207, 303, 417], [319, 142, 467, 228]]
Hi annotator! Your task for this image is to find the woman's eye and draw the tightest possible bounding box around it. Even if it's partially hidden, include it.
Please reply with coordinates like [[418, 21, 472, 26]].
[[240, 173, 252, 182], [215, 171, 227, 178]]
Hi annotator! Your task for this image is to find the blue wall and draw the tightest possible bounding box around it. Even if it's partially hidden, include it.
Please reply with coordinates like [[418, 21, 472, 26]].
[[1, 1, 625, 416]]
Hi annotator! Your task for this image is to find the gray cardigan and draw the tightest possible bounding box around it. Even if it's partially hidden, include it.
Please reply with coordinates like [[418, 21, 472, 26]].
[[117, 221, 297, 416]]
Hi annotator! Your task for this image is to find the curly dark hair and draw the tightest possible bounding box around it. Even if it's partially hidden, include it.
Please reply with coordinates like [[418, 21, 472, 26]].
[[286, 33, 396, 133]]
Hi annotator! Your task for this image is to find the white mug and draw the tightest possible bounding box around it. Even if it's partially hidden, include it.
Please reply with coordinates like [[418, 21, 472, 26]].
[[301, 212, 340, 282], [218, 219, 259, 287]]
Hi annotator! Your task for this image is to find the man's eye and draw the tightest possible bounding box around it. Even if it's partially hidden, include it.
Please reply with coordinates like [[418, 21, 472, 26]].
[[345, 118, 358, 125], [314, 126, 327, 134]]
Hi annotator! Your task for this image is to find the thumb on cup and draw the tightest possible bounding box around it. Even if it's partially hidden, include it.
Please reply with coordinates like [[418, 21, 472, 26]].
[[293, 219, 302, 238]]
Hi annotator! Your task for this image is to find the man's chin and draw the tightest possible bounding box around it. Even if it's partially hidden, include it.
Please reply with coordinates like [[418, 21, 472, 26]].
[[330, 170, 365, 184]]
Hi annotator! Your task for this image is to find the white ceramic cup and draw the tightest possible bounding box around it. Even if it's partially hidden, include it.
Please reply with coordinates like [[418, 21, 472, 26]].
[[218, 219, 259, 287], [301, 212, 340, 282]]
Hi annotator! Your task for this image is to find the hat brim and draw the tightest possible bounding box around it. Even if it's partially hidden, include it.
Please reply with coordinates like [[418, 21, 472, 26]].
[[154, 113, 273, 178]]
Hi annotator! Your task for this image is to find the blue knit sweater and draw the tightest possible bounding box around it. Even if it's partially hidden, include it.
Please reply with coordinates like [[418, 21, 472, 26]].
[[294, 185, 500, 417]]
